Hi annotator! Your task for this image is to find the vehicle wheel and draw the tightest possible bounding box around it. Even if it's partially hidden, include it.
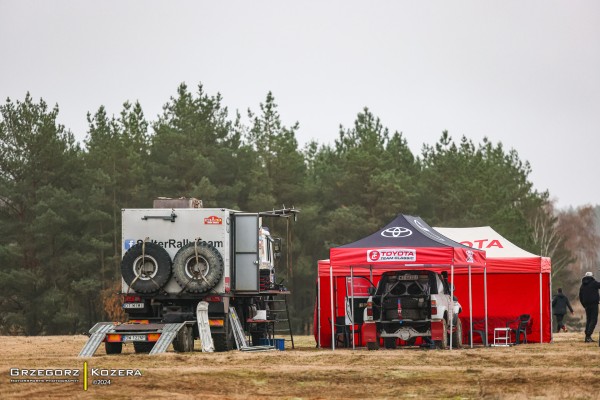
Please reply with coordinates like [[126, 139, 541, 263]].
[[435, 319, 448, 350], [406, 337, 417, 346], [172, 242, 224, 293], [173, 326, 194, 352], [366, 341, 380, 351], [383, 337, 397, 349], [133, 342, 154, 353], [451, 319, 463, 349], [213, 317, 235, 352], [105, 342, 122, 355], [121, 242, 172, 293]]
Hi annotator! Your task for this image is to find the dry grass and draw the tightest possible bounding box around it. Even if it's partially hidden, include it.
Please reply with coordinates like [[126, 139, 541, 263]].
[[1, 333, 600, 399]]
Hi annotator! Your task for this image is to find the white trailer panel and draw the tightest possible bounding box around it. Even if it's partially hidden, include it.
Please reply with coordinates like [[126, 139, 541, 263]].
[[121, 208, 234, 294]]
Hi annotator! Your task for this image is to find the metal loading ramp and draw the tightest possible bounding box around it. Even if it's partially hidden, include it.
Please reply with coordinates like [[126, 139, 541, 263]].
[[78, 322, 188, 357], [229, 308, 274, 351], [78, 322, 115, 357], [149, 323, 186, 354]]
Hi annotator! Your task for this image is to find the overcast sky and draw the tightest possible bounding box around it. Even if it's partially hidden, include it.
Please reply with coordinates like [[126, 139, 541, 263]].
[[1, 1, 599, 209]]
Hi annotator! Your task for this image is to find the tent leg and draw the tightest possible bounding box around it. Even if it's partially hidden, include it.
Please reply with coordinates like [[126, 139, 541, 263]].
[[484, 266, 488, 346], [450, 265, 454, 350], [539, 272, 543, 343], [330, 265, 334, 351], [469, 265, 473, 348], [549, 272, 553, 343], [351, 266, 355, 350], [318, 275, 321, 349]]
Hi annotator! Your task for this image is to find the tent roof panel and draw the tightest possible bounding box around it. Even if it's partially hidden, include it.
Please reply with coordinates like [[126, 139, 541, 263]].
[[433, 226, 538, 258], [434, 226, 551, 273], [340, 215, 476, 249], [330, 215, 485, 268]]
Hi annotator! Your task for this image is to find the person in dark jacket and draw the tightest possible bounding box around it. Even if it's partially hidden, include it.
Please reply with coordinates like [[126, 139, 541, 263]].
[[552, 288, 573, 332], [579, 272, 600, 342]]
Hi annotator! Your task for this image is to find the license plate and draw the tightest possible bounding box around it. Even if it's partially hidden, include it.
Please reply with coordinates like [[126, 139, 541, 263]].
[[397, 275, 419, 280], [123, 335, 146, 342], [123, 303, 145, 309]]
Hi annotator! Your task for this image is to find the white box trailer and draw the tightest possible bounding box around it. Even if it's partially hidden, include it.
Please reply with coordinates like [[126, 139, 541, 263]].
[[79, 203, 298, 357], [122, 208, 233, 296]]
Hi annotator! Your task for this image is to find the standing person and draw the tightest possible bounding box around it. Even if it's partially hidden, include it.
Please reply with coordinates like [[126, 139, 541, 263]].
[[579, 272, 600, 342], [552, 288, 573, 332]]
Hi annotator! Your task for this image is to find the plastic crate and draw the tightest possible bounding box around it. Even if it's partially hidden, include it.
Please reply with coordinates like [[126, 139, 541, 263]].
[[258, 338, 285, 351]]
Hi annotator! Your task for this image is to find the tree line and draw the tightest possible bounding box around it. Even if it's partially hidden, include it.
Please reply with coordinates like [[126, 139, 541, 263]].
[[0, 83, 598, 335]]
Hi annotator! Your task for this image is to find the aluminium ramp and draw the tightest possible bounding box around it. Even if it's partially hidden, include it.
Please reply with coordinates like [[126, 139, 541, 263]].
[[78, 322, 116, 357], [149, 323, 186, 354], [229, 307, 274, 352], [197, 301, 214, 352]]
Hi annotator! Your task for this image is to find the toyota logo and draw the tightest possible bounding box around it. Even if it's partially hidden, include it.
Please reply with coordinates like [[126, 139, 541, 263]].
[[381, 227, 413, 238], [368, 250, 381, 261]]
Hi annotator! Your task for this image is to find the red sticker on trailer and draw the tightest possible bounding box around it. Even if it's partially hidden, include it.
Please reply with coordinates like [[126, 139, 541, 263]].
[[204, 216, 223, 225]]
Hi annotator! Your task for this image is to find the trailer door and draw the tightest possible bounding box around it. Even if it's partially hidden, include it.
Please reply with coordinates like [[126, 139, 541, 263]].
[[233, 213, 259, 291]]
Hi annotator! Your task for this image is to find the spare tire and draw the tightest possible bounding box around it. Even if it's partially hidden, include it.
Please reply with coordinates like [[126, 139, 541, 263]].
[[172, 242, 224, 293], [121, 242, 172, 294]]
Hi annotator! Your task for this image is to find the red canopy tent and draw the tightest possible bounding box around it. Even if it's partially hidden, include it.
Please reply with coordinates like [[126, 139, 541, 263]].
[[315, 214, 486, 349], [434, 226, 552, 344], [314, 224, 552, 348]]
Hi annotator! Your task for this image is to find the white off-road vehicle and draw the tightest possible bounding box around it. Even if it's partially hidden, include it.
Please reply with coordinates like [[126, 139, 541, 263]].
[[363, 270, 462, 349]]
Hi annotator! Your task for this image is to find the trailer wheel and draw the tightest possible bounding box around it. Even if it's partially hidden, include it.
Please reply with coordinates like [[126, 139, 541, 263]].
[[133, 342, 154, 353], [451, 319, 463, 349], [213, 317, 234, 352], [105, 342, 122, 355], [173, 325, 194, 352], [172, 242, 224, 293], [121, 242, 172, 293]]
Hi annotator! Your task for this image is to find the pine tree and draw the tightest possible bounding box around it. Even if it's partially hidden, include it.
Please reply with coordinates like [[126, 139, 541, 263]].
[[147, 83, 251, 208], [0, 94, 85, 334]]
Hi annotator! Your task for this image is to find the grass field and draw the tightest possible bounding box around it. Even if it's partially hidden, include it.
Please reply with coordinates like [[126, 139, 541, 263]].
[[1, 333, 600, 399]]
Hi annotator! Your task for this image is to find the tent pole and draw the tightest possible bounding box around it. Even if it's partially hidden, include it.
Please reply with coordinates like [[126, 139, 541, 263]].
[[317, 273, 321, 349], [469, 264, 473, 348], [330, 265, 335, 351], [351, 266, 355, 350], [539, 272, 543, 343], [450, 264, 454, 350], [369, 265, 373, 284], [484, 265, 488, 346], [549, 270, 553, 343]]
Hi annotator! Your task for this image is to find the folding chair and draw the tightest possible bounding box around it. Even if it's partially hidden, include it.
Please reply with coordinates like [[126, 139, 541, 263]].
[[329, 317, 351, 348], [467, 319, 488, 346], [506, 314, 531, 345]]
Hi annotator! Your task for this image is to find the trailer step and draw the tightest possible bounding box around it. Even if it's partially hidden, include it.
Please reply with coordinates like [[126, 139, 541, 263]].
[[149, 323, 186, 354], [78, 323, 116, 358]]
